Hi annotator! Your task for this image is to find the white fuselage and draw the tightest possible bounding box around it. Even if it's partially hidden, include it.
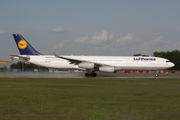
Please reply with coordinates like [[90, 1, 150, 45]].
[[22, 55, 174, 71]]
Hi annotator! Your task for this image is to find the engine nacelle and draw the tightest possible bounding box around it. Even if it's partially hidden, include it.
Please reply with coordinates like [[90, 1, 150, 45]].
[[78, 62, 94, 69], [99, 66, 115, 73]]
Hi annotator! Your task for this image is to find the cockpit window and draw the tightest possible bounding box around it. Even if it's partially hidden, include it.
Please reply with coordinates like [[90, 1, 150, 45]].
[[166, 61, 170, 63]]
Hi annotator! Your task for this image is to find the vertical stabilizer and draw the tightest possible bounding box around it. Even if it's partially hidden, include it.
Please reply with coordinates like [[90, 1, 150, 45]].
[[13, 34, 42, 55]]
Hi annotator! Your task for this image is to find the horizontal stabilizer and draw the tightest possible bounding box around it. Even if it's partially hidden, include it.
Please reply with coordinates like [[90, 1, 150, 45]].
[[9, 55, 30, 61]]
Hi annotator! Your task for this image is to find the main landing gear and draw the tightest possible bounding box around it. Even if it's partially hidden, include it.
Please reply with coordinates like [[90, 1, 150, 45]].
[[85, 72, 97, 77]]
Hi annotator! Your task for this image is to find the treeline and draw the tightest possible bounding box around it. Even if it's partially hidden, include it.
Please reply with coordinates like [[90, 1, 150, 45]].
[[153, 50, 180, 70], [0, 66, 8, 72], [10, 61, 49, 72]]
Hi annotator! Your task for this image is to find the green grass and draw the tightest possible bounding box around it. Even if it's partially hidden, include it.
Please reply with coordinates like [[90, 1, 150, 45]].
[[98, 72, 180, 77], [0, 78, 180, 120]]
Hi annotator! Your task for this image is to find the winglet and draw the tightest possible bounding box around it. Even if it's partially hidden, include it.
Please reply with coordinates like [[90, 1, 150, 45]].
[[53, 52, 81, 64], [53, 52, 62, 58]]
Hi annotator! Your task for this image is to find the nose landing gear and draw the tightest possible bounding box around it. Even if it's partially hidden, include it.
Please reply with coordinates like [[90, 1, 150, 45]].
[[155, 73, 158, 77], [155, 71, 159, 77]]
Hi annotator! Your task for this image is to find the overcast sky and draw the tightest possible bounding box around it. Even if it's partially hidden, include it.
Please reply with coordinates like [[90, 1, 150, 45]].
[[0, 0, 180, 59]]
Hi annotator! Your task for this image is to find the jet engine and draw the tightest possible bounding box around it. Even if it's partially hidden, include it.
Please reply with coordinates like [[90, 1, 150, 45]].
[[78, 62, 94, 69], [99, 66, 115, 72]]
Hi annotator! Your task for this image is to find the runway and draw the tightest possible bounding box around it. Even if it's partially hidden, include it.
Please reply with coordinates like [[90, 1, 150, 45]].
[[0, 72, 84, 78], [1, 72, 180, 78]]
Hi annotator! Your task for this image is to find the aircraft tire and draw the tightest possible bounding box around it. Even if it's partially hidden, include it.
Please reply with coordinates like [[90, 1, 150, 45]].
[[90, 73, 97, 77], [85, 73, 89, 77], [155, 74, 158, 77]]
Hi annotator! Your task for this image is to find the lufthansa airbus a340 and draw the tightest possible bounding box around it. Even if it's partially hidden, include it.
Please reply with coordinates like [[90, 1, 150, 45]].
[[10, 34, 174, 77]]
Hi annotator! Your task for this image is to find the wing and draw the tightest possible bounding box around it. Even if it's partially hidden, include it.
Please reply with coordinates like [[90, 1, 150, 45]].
[[53, 52, 111, 67], [9, 55, 30, 61], [53, 52, 83, 65]]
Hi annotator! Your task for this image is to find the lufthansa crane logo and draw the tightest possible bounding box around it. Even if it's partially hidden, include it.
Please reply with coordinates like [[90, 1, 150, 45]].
[[18, 40, 27, 49]]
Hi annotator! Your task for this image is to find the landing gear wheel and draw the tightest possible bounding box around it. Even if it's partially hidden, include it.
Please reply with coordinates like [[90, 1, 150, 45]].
[[85, 72, 97, 77], [90, 73, 97, 77], [85, 73, 89, 77], [93, 73, 97, 77], [155, 74, 158, 77]]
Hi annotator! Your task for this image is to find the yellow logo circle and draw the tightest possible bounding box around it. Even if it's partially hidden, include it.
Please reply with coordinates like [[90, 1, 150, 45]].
[[18, 40, 27, 49]]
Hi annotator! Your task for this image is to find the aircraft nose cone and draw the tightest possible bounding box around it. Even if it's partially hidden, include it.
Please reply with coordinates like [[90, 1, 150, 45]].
[[171, 62, 175, 67]]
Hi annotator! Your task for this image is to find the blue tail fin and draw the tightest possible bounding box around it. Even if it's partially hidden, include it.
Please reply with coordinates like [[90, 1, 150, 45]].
[[13, 34, 42, 55]]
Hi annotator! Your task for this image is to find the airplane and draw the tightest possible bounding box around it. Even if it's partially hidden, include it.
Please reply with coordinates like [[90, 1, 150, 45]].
[[10, 34, 174, 77]]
